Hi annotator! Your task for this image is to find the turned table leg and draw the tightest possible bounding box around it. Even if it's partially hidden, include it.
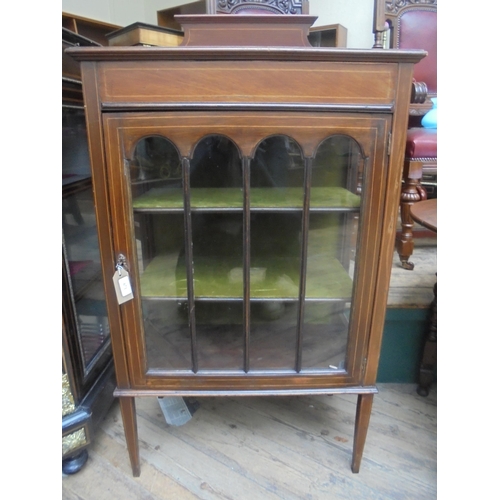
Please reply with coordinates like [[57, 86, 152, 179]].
[[351, 393, 374, 473], [396, 159, 426, 270], [119, 397, 141, 477]]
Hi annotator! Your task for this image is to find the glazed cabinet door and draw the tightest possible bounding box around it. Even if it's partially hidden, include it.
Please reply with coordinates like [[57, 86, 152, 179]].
[[102, 111, 391, 391], [63, 104, 112, 395]]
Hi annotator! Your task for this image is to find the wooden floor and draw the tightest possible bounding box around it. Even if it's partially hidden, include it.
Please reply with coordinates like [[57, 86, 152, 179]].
[[388, 234, 437, 308], [62, 383, 436, 499]]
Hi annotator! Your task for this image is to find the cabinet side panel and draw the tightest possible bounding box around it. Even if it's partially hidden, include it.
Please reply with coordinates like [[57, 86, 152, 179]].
[[363, 64, 415, 385]]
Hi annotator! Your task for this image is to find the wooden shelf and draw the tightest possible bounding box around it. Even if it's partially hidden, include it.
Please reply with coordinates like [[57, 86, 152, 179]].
[[63, 12, 121, 46], [308, 24, 348, 48], [139, 253, 353, 300], [133, 186, 361, 212]]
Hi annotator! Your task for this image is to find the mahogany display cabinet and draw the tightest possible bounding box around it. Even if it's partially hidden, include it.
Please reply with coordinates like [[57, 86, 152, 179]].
[[67, 15, 425, 476]]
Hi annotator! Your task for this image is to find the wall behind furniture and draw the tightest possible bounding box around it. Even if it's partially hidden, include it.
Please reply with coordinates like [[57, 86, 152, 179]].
[[62, 0, 184, 27], [62, 0, 375, 48], [309, 0, 374, 48]]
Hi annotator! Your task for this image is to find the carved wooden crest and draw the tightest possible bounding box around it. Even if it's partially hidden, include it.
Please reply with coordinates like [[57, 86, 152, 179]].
[[385, 0, 437, 15], [215, 0, 305, 15]]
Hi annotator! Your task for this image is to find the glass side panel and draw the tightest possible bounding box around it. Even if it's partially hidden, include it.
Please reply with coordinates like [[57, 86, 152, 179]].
[[249, 136, 304, 370], [302, 135, 363, 371], [62, 107, 91, 182], [190, 136, 244, 371], [130, 136, 192, 370], [63, 188, 110, 367], [62, 106, 110, 370]]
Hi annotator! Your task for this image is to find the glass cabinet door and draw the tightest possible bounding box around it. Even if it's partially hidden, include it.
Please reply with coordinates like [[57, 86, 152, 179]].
[[63, 105, 111, 380], [104, 112, 390, 384]]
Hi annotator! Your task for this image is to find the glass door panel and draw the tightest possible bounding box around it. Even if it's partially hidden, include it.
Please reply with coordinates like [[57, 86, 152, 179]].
[[62, 187, 110, 368], [190, 136, 244, 370], [62, 106, 110, 372], [114, 115, 377, 379], [130, 136, 192, 370], [302, 135, 363, 371], [249, 136, 304, 370]]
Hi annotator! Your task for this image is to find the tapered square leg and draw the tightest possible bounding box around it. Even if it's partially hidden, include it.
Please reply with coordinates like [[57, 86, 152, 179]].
[[351, 393, 374, 473], [119, 396, 141, 477]]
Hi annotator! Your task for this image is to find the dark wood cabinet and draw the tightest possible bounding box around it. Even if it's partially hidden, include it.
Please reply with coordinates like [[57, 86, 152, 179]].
[[62, 29, 115, 475], [67, 15, 425, 476]]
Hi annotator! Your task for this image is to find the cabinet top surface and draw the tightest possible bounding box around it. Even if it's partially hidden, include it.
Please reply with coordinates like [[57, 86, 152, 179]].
[[66, 46, 426, 64]]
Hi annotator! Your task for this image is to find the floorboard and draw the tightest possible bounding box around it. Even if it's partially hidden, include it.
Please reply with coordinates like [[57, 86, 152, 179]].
[[388, 236, 437, 308]]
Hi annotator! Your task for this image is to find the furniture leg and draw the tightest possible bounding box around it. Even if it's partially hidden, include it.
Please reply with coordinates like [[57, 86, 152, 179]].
[[417, 282, 437, 396], [119, 396, 141, 477], [62, 449, 88, 475], [351, 393, 374, 473], [396, 160, 426, 270]]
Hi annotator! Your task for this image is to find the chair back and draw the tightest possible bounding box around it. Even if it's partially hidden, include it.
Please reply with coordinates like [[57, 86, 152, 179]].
[[386, 0, 437, 96]]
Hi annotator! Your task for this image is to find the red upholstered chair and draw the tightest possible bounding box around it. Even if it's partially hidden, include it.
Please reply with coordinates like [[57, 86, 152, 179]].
[[385, 0, 437, 270]]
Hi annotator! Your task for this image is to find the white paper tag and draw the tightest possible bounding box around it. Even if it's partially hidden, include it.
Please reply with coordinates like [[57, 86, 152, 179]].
[[118, 275, 132, 296], [113, 267, 134, 304]]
